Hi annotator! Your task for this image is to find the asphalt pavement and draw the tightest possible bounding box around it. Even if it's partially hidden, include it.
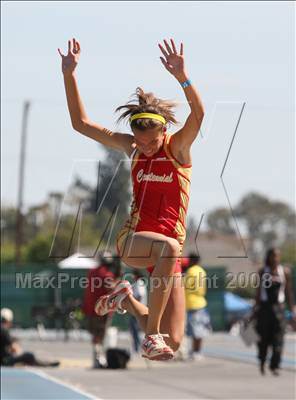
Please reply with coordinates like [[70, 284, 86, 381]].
[[1, 332, 294, 400]]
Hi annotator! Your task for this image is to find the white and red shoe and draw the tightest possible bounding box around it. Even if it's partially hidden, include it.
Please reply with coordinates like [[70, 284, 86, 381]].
[[94, 280, 132, 316], [141, 334, 174, 361]]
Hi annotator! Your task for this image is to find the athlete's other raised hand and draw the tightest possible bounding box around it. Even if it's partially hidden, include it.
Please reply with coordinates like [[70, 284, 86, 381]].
[[158, 39, 187, 82], [58, 38, 81, 75]]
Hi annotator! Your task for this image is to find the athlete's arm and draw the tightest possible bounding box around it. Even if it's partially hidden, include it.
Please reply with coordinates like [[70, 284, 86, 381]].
[[58, 38, 134, 156], [158, 39, 204, 158]]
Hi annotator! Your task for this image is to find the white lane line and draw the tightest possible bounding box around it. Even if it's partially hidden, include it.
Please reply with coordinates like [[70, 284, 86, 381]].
[[28, 368, 101, 400]]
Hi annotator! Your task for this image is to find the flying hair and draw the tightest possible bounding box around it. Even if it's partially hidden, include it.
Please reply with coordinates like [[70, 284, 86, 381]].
[[115, 87, 179, 131]]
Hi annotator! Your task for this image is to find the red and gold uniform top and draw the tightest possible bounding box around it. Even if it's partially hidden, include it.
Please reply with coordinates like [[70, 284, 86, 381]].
[[117, 133, 192, 250]]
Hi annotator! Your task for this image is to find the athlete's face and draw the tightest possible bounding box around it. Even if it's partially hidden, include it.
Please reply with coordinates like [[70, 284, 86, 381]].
[[269, 249, 281, 268], [133, 128, 165, 157]]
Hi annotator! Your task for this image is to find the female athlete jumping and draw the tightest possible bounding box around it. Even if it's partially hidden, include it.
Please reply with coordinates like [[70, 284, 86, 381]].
[[58, 38, 204, 361]]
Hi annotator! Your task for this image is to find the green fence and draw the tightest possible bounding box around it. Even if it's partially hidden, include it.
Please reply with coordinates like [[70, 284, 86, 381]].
[[1, 264, 55, 328], [1, 263, 226, 331], [205, 267, 226, 331], [1, 264, 131, 330]]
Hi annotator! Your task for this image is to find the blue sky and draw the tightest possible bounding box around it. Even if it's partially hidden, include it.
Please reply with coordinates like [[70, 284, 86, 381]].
[[2, 1, 295, 223]]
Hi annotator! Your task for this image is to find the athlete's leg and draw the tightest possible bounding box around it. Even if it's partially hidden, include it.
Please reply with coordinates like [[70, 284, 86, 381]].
[[119, 231, 180, 335], [121, 279, 185, 352], [159, 273, 185, 351], [121, 294, 148, 332], [192, 338, 202, 352]]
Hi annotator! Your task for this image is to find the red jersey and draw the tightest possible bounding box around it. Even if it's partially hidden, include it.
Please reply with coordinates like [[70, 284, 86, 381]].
[[117, 133, 192, 272]]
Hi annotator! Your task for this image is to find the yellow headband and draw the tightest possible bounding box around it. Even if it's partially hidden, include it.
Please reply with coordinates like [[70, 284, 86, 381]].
[[129, 113, 166, 125]]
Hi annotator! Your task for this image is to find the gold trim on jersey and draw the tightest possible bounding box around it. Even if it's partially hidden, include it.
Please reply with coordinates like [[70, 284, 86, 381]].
[[163, 133, 192, 244]]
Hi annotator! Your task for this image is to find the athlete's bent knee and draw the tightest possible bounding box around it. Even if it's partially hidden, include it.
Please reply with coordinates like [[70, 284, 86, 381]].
[[162, 238, 180, 259]]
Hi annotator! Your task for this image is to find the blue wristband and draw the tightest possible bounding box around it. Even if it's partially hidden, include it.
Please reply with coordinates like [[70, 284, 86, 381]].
[[180, 79, 191, 89]]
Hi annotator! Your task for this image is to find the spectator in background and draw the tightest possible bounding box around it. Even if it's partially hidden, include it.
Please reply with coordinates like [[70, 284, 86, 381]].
[[254, 247, 296, 376], [184, 253, 211, 361], [83, 252, 121, 368], [128, 270, 147, 353], [0, 308, 60, 367]]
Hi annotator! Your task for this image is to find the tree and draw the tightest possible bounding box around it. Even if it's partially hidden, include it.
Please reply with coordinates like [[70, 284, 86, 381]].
[[204, 192, 295, 263], [1, 207, 18, 242], [1, 146, 132, 264], [87, 147, 132, 250], [234, 192, 295, 262], [206, 208, 235, 235], [49, 147, 132, 257], [89, 148, 131, 215], [25, 234, 53, 263], [281, 242, 296, 267]]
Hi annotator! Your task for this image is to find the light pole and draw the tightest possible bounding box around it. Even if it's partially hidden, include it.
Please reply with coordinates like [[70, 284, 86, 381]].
[[15, 100, 31, 265]]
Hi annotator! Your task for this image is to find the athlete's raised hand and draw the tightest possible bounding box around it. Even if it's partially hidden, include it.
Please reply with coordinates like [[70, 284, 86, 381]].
[[158, 39, 186, 81], [58, 38, 81, 74]]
